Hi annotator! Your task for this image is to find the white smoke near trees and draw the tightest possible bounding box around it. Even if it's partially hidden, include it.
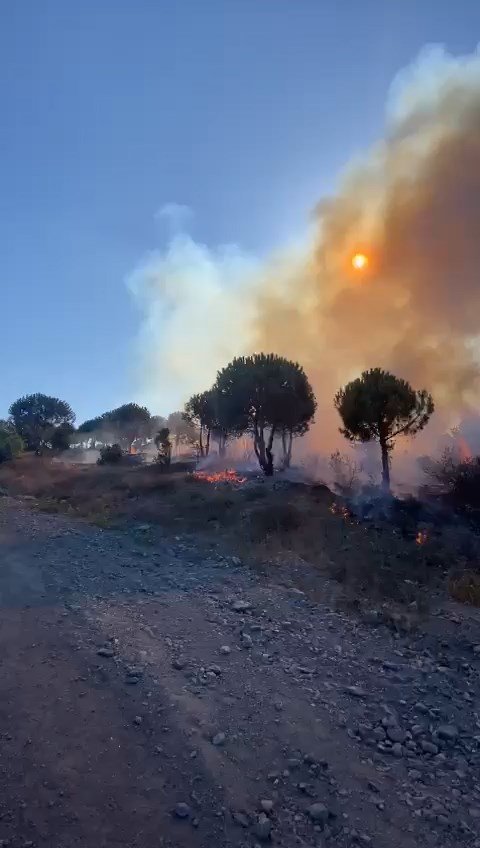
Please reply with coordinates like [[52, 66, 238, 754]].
[[128, 46, 480, 471]]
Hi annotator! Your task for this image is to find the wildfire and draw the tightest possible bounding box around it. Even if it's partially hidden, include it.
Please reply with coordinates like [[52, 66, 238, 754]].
[[330, 502, 351, 520], [191, 469, 247, 485], [416, 529, 429, 545]]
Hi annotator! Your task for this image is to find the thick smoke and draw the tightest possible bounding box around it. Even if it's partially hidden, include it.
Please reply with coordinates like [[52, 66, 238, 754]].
[[129, 46, 480, 463]]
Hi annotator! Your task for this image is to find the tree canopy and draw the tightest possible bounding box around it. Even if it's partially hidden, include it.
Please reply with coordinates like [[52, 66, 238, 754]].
[[334, 368, 434, 490], [215, 353, 316, 475], [9, 393, 75, 452], [0, 420, 23, 463]]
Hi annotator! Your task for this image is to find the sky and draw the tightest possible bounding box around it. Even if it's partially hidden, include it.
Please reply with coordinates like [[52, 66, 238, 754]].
[[1, 0, 479, 424]]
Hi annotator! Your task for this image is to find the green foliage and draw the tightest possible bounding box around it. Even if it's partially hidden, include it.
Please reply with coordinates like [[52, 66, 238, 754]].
[[97, 444, 123, 465], [167, 411, 196, 449], [0, 421, 23, 463], [9, 393, 75, 452], [50, 423, 75, 451], [106, 403, 151, 448], [334, 368, 434, 489], [154, 427, 172, 468], [184, 389, 229, 457], [215, 353, 316, 475]]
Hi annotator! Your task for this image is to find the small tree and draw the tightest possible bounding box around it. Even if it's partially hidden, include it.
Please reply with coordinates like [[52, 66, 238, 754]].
[[167, 411, 196, 453], [0, 420, 23, 463], [154, 427, 172, 468], [215, 353, 316, 476], [9, 393, 75, 452], [183, 392, 213, 457], [106, 403, 151, 451], [334, 368, 434, 491], [51, 423, 75, 451]]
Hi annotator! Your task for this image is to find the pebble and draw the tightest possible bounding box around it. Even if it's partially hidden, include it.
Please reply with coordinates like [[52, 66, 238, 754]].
[[174, 802, 191, 819], [253, 813, 272, 841], [97, 646, 114, 658], [345, 686, 367, 699], [172, 658, 187, 670], [387, 727, 406, 744], [240, 633, 253, 649], [232, 811, 249, 827], [232, 600, 252, 612], [308, 803, 329, 823], [133, 715, 143, 726], [212, 732, 226, 746], [220, 645, 231, 655], [260, 799, 274, 813], [421, 741, 439, 755], [437, 725, 458, 741]]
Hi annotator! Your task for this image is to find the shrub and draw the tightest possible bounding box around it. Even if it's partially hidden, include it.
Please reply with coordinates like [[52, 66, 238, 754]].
[[0, 425, 23, 463], [449, 570, 480, 606], [97, 444, 123, 465]]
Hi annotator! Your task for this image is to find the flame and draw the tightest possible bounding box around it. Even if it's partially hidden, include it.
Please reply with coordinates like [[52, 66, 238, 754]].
[[457, 437, 472, 462], [416, 529, 429, 545], [330, 502, 352, 520], [191, 469, 247, 485]]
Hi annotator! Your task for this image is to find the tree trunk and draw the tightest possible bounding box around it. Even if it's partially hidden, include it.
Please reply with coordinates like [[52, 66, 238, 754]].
[[380, 437, 390, 492], [205, 428, 210, 457], [218, 433, 226, 457], [199, 426, 204, 458]]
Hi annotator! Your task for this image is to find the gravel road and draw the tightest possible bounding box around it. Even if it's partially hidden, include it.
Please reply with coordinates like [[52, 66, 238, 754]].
[[1, 497, 480, 848]]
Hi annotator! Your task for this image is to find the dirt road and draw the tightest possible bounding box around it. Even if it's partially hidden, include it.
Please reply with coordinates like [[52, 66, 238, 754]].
[[0, 498, 479, 848]]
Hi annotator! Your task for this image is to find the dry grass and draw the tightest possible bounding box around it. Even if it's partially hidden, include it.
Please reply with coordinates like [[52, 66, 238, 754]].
[[0, 455, 475, 616], [449, 571, 480, 607]]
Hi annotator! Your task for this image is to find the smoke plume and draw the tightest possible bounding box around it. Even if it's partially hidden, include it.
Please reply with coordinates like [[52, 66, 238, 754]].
[[129, 46, 480, 458]]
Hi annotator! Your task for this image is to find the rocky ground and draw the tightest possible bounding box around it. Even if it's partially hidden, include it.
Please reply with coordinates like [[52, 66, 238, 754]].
[[0, 497, 479, 848]]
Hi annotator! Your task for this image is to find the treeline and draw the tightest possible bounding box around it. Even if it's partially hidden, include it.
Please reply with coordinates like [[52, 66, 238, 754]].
[[0, 354, 435, 491]]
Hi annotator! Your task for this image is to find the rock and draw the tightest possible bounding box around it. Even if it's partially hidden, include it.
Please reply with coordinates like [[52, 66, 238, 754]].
[[231, 556, 241, 566], [392, 743, 403, 758], [415, 702, 429, 714], [260, 800, 274, 813], [240, 633, 253, 649], [387, 727, 406, 744], [208, 664, 222, 675], [253, 813, 272, 841], [172, 657, 187, 670], [469, 807, 480, 818], [212, 731, 226, 746], [437, 724, 458, 741], [273, 697, 284, 712], [175, 802, 191, 819], [97, 647, 114, 658], [133, 715, 143, 726], [421, 741, 439, 755], [220, 645, 231, 655], [232, 600, 252, 612], [345, 686, 367, 698], [308, 803, 329, 823], [372, 726, 386, 741], [125, 675, 140, 685], [232, 811, 250, 827]]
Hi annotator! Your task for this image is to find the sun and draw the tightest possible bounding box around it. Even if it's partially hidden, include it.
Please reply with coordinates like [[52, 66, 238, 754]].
[[351, 252, 369, 271]]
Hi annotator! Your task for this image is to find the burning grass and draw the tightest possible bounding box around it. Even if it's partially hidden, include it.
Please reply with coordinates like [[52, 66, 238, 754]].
[[1, 455, 479, 618], [190, 469, 247, 485]]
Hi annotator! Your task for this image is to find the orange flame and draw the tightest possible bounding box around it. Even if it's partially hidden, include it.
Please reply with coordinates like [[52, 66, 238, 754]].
[[416, 529, 429, 545], [191, 469, 247, 485], [457, 437, 472, 462]]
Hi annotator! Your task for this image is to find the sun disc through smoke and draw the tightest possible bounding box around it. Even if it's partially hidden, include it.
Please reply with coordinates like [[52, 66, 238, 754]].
[[351, 252, 369, 271]]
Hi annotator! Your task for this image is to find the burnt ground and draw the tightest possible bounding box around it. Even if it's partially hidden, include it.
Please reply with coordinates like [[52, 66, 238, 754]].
[[1, 496, 480, 848]]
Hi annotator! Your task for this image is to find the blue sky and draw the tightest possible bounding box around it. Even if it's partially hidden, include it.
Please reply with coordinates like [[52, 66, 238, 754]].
[[1, 0, 479, 423]]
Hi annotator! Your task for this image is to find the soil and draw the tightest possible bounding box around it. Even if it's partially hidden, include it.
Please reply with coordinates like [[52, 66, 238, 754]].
[[0, 495, 479, 848]]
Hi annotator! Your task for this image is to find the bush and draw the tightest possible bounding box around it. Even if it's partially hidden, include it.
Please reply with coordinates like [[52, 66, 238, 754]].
[[449, 570, 480, 606], [0, 426, 23, 463], [97, 444, 123, 465]]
